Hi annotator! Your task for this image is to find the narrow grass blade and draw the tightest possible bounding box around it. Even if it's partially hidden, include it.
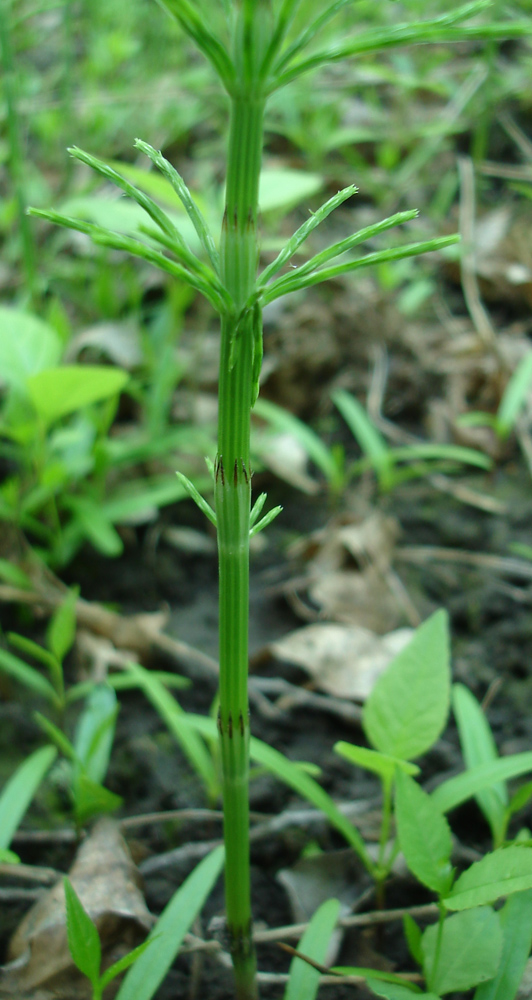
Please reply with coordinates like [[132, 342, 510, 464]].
[[175, 472, 217, 526], [261, 236, 460, 304], [332, 389, 394, 491], [432, 754, 532, 814], [254, 397, 339, 484], [453, 684, 507, 845], [272, 0, 367, 78], [496, 352, 532, 440], [258, 185, 357, 286], [185, 712, 375, 873], [474, 890, 532, 1000], [0, 745, 57, 849], [134, 139, 220, 273], [284, 898, 340, 1000], [388, 443, 492, 471], [0, 646, 57, 703], [124, 663, 218, 801], [115, 844, 224, 1000]]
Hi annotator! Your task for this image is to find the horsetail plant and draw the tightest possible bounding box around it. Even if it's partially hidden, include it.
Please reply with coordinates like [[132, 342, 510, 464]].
[[29, 2, 532, 997]]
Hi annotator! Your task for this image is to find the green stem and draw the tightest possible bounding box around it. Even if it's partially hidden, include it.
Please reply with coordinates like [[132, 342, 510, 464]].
[[215, 93, 265, 1000]]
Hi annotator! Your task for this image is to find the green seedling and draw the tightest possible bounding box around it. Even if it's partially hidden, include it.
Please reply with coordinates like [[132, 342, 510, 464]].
[[452, 683, 532, 848], [332, 389, 492, 493], [0, 305, 209, 566], [0, 745, 57, 863], [32, 3, 532, 996], [456, 352, 532, 443], [64, 845, 223, 1000]]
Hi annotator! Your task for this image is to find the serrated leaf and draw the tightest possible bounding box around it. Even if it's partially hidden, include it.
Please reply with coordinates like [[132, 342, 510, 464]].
[[284, 898, 340, 1000], [445, 847, 532, 911], [395, 771, 453, 895], [64, 876, 101, 984], [422, 908, 502, 994], [363, 610, 450, 760], [474, 890, 532, 1000], [115, 845, 224, 1000]]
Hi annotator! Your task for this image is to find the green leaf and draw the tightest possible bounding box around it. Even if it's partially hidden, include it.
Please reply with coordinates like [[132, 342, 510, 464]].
[[73, 685, 118, 785], [395, 771, 453, 895], [432, 754, 532, 815], [474, 890, 532, 1000], [0, 645, 58, 703], [445, 847, 532, 911], [0, 559, 32, 589], [508, 781, 532, 819], [115, 844, 224, 1000], [366, 980, 438, 999], [73, 774, 123, 827], [0, 306, 61, 392], [422, 908, 502, 994], [100, 938, 155, 990], [0, 848, 20, 863], [63, 877, 101, 985], [63, 498, 124, 557], [47, 588, 78, 664], [123, 663, 218, 801], [34, 712, 78, 762], [403, 914, 423, 966], [253, 397, 340, 484], [496, 352, 532, 439], [453, 684, 507, 845], [333, 390, 394, 490], [363, 610, 450, 761], [26, 366, 129, 426], [284, 898, 340, 1000], [258, 167, 323, 213], [0, 746, 57, 850], [335, 743, 420, 782], [185, 712, 374, 872]]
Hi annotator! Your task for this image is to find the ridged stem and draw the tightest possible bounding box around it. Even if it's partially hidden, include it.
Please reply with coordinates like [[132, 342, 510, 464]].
[[215, 93, 265, 1000]]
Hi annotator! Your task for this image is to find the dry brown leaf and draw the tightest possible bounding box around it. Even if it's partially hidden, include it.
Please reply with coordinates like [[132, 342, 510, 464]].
[[270, 623, 413, 700], [0, 818, 153, 999]]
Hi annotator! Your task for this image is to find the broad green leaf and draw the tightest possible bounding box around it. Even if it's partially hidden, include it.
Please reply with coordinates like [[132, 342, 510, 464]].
[[366, 980, 438, 999], [115, 845, 224, 1000], [26, 366, 129, 426], [124, 663, 218, 801], [0, 646, 57, 703], [453, 684, 507, 845], [185, 713, 374, 872], [363, 610, 450, 761], [47, 588, 78, 664], [395, 771, 453, 895], [284, 898, 340, 1000], [258, 168, 323, 213], [0, 307, 61, 392], [445, 846, 532, 911], [432, 754, 532, 815], [474, 890, 532, 1000], [422, 908, 502, 994], [64, 877, 101, 984], [0, 746, 57, 849], [73, 685, 118, 785], [335, 742, 420, 782]]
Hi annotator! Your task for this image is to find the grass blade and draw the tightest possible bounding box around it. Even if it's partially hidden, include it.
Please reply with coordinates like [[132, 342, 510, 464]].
[[433, 753, 532, 814], [116, 844, 224, 1000], [284, 898, 340, 1000], [0, 745, 57, 850]]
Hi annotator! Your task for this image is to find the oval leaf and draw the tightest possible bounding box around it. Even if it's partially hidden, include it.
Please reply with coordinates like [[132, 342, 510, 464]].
[[27, 366, 129, 425], [445, 846, 532, 911], [395, 770, 453, 895], [422, 908, 502, 994], [363, 610, 450, 760]]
